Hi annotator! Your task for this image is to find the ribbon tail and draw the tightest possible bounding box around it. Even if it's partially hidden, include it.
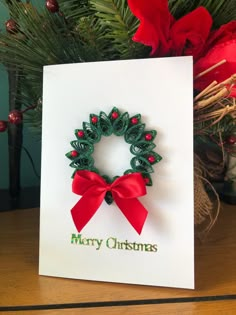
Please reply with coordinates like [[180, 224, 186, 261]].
[[114, 196, 148, 234], [71, 189, 105, 232]]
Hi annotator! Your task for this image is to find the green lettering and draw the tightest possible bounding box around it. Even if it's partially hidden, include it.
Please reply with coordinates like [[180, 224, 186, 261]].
[[71, 234, 82, 244], [106, 237, 116, 249], [151, 244, 158, 252], [144, 244, 152, 252]]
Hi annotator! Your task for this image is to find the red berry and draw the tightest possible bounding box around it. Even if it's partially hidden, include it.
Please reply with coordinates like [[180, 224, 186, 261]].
[[0, 120, 7, 132], [5, 19, 18, 34], [77, 130, 85, 138], [131, 117, 138, 125], [145, 133, 152, 141], [71, 150, 78, 158], [111, 111, 119, 119], [148, 155, 155, 163], [91, 116, 98, 124], [144, 177, 150, 185], [46, 0, 59, 13], [8, 110, 23, 124], [226, 135, 236, 145]]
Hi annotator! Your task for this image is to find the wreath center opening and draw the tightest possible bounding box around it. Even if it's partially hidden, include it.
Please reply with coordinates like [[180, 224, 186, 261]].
[[93, 134, 132, 179]]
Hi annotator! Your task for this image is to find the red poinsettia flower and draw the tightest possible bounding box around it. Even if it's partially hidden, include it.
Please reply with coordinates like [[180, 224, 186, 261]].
[[169, 7, 212, 59], [194, 21, 236, 96], [128, 0, 236, 95], [203, 21, 236, 52], [127, 0, 212, 58], [127, 0, 172, 56]]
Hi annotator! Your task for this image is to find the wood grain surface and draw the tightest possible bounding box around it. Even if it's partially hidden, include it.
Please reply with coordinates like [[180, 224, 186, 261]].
[[0, 203, 235, 314], [0, 300, 236, 315]]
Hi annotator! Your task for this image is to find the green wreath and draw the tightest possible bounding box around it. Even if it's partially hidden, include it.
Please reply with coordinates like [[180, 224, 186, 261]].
[[66, 107, 162, 204]]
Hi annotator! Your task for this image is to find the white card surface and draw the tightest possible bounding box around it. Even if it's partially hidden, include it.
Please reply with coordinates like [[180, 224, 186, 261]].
[[39, 57, 194, 289]]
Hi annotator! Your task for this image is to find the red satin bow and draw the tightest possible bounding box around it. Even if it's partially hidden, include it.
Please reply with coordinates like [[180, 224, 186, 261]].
[[71, 170, 148, 234]]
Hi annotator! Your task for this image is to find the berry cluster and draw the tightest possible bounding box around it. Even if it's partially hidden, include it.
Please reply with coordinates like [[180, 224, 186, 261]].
[[45, 0, 60, 13], [225, 135, 236, 146], [0, 105, 37, 133], [0, 110, 23, 133], [5, 0, 60, 35]]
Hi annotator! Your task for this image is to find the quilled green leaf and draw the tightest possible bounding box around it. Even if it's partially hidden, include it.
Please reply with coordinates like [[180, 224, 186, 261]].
[[130, 156, 154, 174], [70, 156, 94, 169], [89, 114, 99, 125], [75, 129, 85, 140], [129, 114, 141, 126], [145, 151, 162, 164], [83, 122, 101, 143], [109, 107, 121, 120], [113, 112, 129, 136], [143, 173, 153, 186], [143, 130, 157, 142], [98, 111, 113, 136], [71, 166, 99, 179], [102, 175, 113, 184], [124, 123, 145, 144], [65, 151, 77, 161], [70, 140, 94, 157], [130, 141, 156, 155], [124, 169, 136, 175]]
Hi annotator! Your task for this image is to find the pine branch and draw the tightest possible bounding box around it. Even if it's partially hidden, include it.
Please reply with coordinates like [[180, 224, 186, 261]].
[[75, 15, 117, 61], [0, 1, 90, 68], [90, 0, 149, 59], [195, 114, 236, 137], [59, 0, 94, 21], [169, 0, 236, 27]]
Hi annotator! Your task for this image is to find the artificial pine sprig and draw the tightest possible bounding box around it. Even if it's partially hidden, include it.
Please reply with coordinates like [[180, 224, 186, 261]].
[[0, 0, 235, 145], [169, 0, 236, 27]]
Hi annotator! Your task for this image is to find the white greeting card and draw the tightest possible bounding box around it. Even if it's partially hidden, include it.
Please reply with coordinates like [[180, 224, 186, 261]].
[[39, 57, 194, 289]]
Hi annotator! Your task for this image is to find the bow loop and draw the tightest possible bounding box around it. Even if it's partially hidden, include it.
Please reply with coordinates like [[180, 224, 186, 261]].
[[72, 170, 107, 195], [110, 173, 147, 199], [71, 170, 148, 234]]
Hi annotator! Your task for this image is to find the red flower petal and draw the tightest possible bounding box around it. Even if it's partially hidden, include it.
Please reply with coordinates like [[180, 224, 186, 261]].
[[203, 21, 236, 55], [194, 39, 236, 96], [128, 0, 172, 56], [170, 7, 212, 59]]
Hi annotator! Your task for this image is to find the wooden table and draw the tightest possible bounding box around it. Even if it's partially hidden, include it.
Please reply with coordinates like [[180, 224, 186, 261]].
[[0, 204, 236, 314]]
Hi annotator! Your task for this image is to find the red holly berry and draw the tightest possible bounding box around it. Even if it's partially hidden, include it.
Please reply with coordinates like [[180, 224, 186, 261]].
[[77, 130, 85, 138], [71, 150, 78, 158], [5, 19, 18, 34], [45, 0, 59, 13], [148, 155, 156, 164], [131, 117, 139, 125], [145, 133, 152, 141], [226, 135, 236, 145], [111, 111, 119, 119], [91, 116, 98, 124], [8, 110, 23, 124], [144, 177, 150, 185], [0, 120, 8, 132]]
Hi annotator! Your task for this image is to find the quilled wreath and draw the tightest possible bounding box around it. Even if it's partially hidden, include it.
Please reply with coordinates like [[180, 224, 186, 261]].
[[66, 107, 162, 234]]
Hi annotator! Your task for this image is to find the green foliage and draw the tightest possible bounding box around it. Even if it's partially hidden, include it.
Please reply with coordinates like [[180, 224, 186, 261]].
[[74, 15, 116, 61], [194, 114, 236, 154], [169, 0, 236, 27], [90, 0, 149, 59], [0, 0, 148, 135], [0, 0, 235, 140], [195, 114, 236, 137], [59, 0, 93, 22]]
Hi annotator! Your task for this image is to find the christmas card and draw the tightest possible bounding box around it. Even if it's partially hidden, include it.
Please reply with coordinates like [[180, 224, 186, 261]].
[[39, 57, 194, 289]]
